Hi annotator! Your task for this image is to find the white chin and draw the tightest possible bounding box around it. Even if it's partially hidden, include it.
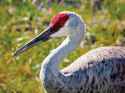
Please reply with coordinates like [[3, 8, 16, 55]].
[[50, 27, 68, 38]]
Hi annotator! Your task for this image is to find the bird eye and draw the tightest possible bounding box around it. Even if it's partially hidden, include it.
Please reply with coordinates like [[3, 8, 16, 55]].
[[50, 13, 69, 32]]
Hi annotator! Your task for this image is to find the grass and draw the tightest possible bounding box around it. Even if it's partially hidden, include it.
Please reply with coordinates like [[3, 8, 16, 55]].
[[0, 0, 125, 93]]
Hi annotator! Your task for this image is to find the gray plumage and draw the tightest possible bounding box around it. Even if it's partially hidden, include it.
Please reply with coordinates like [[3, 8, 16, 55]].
[[42, 47, 125, 93]]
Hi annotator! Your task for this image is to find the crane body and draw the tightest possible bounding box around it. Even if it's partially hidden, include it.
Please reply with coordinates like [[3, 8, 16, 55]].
[[14, 11, 125, 93]]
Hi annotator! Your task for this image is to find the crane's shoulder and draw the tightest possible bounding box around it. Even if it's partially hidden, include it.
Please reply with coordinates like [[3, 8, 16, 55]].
[[85, 46, 125, 60], [62, 46, 125, 74], [61, 46, 125, 93]]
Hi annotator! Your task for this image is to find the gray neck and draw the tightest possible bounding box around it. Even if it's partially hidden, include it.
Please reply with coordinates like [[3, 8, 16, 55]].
[[40, 35, 81, 88]]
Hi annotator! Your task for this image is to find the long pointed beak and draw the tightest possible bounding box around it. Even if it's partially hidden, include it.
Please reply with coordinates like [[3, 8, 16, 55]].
[[14, 26, 53, 56]]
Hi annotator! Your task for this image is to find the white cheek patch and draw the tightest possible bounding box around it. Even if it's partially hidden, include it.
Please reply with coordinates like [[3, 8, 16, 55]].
[[50, 26, 69, 38]]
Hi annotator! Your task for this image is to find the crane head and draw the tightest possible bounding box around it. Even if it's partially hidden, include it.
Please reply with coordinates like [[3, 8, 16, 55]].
[[14, 11, 85, 56]]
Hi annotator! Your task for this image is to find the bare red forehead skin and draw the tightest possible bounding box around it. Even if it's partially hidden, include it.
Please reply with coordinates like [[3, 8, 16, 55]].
[[50, 13, 69, 32]]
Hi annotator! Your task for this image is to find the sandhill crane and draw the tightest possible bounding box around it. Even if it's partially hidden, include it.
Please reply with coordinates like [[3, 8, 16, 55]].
[[14, 11, 125, 93]]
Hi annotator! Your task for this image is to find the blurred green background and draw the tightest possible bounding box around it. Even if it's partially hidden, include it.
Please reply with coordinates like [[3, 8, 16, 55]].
[[0, 0, 125, 93]]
